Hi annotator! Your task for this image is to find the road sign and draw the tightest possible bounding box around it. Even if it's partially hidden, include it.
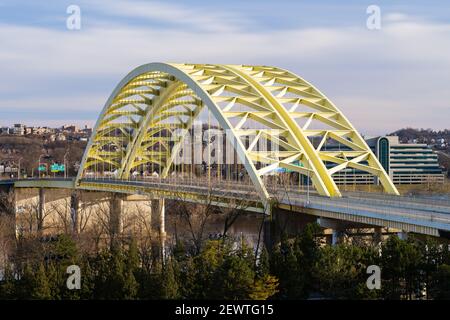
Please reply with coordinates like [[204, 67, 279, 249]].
[[51, 164, 65, 173], [285, 161, 304, 173], [38, 164, 47, 172]]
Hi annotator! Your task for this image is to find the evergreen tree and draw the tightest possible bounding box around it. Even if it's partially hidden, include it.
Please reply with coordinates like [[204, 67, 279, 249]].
[[178, 256, 197, 299], [46, 262, 62, 299], [430, 264, 450, 299], [105, 247, 128, 299], [381, 235, 422, 299], [121, 240, 140, 299], [53, 234, 78, 264], [126, 239, 140, 271], [295, 223, 321, 295], [316, 244, 379, 299], [419, 237, 445, 299], [161, 258, 180, 299], [251, 245, 279, 300], [35, 264, 52, 299], [80, 259, 95, 299], [193, 240, 225, 299], [249, 275, 279, 300], [123, 268, 139, 299], [257, 246, 270, 278], [212, 253, 255, 299], [0, 265, 16, 299], [135, 262, 161, 299], [19, 263, 52, 300], [270, 233, 310, 299], [92, 248, 129, 299]]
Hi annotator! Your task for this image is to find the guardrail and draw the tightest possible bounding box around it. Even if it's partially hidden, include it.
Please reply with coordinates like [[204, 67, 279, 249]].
[[344, 190, 450, 207], [80, 178, 261, 202], [276, 192, 450, 230], [9, 176, 450, 233]]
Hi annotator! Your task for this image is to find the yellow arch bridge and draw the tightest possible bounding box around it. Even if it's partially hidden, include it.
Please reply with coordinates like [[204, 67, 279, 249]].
[[76, 63, 398, 205], [6, 63, 450, 238]]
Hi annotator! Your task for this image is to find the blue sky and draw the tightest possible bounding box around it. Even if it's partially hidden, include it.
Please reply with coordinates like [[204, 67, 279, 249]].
[[0, 0, 449, 135]]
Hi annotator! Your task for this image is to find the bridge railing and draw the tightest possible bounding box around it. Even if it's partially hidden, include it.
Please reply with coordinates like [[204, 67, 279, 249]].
[[11, 176, 450, 230], [80, 177, 261, 202], [281, 189, 450, 215], [276, 190, 450, 229], [343, 190, 450, 207]]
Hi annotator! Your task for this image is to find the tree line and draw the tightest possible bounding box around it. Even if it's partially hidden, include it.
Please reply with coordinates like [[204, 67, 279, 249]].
[[1, 223, 450, 300]]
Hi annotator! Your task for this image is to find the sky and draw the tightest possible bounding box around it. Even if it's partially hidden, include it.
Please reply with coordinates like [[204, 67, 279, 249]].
[[0, 0, 449, 135]]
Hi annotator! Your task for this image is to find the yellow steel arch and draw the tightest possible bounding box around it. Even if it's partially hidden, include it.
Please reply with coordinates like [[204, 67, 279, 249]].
[[76, 62, 399, 208]]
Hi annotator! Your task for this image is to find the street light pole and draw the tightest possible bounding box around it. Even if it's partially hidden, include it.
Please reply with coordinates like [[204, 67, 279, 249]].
[[18, 157, 22, 179], [63, 149, 69, 179], [38, 154, 46, 179], [5, 157, 22, 179]]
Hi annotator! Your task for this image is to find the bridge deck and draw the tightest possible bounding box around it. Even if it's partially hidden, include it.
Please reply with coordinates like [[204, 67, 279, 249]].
[[5, 178, 450, 237]]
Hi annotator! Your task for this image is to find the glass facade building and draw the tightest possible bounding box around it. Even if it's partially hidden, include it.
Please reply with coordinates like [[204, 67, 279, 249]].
[[322, 136, 444, 185], [372, 136, 444, 184]]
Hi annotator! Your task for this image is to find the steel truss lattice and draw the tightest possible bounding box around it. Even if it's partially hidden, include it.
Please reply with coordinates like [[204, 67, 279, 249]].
[[76, 63, 399, 208]]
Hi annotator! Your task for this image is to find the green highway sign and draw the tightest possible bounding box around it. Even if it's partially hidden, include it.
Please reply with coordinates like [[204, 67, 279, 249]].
[[50, 164, 65, 173], [38, 164, 47, 172], [285, 160, 304, 173]]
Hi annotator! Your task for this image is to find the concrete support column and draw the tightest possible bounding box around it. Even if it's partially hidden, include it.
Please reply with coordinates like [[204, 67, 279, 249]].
[[373, 227, 383, 244], [157, 198, 166, 261], [317, 217, 345, 246], [262, 210, 284, 252], [397, 231, 408, 240], [38, 188, 45, 232], [70, 192, 80, 234], [109, 194, 123, 244], [159, 198, 166, 238], [331, 229, 344, 246], [146, 199, 152, 230], [263, 217, 273, 252]]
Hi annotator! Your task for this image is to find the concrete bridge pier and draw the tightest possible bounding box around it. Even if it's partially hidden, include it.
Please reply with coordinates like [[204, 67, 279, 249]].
[[109, 193, 124, 246], [153, 197, 166, 261], [38, 188, 45, 233], [70, 192, 79, 234], [331, 229, 345, 246], [263, 209, 319, 251], [317, 217, 345, 245], [373, 227, 383, 244], [397, 231, 408, 240], [263, 217, 274, 252]]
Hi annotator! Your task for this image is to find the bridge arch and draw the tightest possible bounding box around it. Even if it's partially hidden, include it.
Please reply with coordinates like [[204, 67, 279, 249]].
[[76, 62, 399, 209]]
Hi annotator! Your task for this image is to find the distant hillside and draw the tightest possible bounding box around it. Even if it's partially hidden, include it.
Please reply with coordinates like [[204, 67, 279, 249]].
[[389, 128, 450, 145], [0, 136, 86, 177], [388, 128, 450, 177]]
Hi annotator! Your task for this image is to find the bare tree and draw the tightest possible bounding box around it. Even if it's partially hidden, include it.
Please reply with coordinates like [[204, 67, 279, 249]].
[[217, 197, 251, 240], [47, 197, 72, 234], [171, 191, 216, 254], [0, 191, 16, 270]]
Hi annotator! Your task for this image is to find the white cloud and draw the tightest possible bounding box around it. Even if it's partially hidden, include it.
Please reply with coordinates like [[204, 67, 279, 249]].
[[384, 13, 409, 22], [0, 94, 105, 112], [0, 119, 96, 128], [84, 0, 249, 33], [0, 24, 356, 79], [0, 10, 450, 133]]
